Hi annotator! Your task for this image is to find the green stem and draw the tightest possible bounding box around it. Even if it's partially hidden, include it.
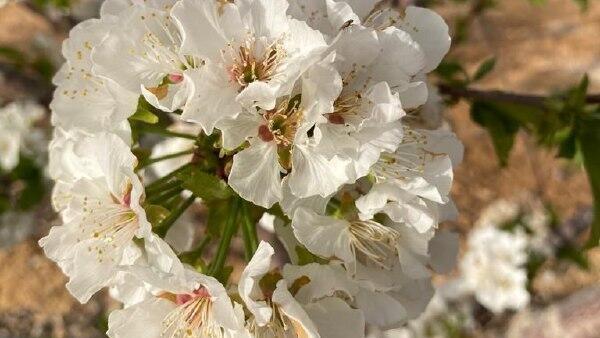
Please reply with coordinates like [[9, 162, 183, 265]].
[[140, 127, 197, 140], [146, 179, 182, 196], [145, 164, 190, 191], [154, 195, 196, 238], [139, 149, 195, 169], [209, 197, 241, 279], [241, 202, 259, 261], [179, 234, 212, 266], [146, 184, 183, 205]]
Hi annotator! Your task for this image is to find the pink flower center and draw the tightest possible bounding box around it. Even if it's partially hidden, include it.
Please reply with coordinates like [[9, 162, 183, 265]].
[[175, 287, 210, 305], [258, 124, 275, 142], [168, 73, 184, 84], [122, 190, 131, 208]]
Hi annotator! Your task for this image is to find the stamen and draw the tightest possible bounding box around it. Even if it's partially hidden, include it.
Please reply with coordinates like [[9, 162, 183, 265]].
[[224, 36, 286, 90], [327, 92, 363, 125], [76, 183, 140, 263], [372, 127, 445, 181], [162, 288, 225, 338], [348, 220, 400, 269], [261, 99, 303, 147]]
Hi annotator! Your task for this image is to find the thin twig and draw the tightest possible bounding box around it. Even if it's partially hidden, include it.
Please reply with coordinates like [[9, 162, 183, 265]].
[[438, 84, 600, 107]]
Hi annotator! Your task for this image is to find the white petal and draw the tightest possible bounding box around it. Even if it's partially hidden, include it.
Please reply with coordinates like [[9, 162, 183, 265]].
[[330, 24, 379, 73], [354, 288, 408, 329], [326, 0, 361, 31], [238, 241, 275, 326], [272, 280, 320, 338], [144, 234, 186, 276], [304, 297, 365, 338], [197, 274, 243, 330], [389, 276, 435, 320], [399, 6, 451, 73], [282, 262, 358, 304], [107, 298, 175, 338], [396, 81, 429, 109], [428, 229, 459, 274], [217, 112, 262, 150], [371, 27, 425, 89], [301, 52, 343, 118], [92, 6, 182, 91], [182, 66, 242, 133], [229, 141, 283, 208], [172, 0, 243, 60], [236, 81, 278, 111], [279, 179, 330, 217], [288, 144, 350, 198], [237, 0, 289, 39], [66, 239, 122, 303], [291, 208, 354, 263]]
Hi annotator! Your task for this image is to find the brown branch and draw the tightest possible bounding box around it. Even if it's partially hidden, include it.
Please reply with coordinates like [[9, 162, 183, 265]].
[[438, 84, 600, 107]]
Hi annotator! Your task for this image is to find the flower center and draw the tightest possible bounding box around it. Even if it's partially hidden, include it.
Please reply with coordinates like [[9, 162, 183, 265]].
[[225, 36, 286, 90], [348, 220, 400, 269], [259, 98, 303, 147], [162, 287, 224, 338], [327, 92, 363, 125]]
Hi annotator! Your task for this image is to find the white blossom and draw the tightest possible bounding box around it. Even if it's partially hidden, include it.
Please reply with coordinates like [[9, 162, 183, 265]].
[[460, 226, 530, 313], [0, 101, 45, 171], [108, 269, 249, 338], [171, 0, 327, 133], [356, 128, 463, 233], [39, 133, 169, 302]]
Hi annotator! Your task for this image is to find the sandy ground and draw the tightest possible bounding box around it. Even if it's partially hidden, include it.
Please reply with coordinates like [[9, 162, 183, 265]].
[[0, 0, 599, 337]]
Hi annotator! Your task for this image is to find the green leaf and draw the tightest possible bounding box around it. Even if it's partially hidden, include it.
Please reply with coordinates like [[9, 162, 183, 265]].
[[0, 197, 10, 215], [132, 147, 152, 166], [557, 244, 589, 269], [473, 57, 496, 81], [31, 57, 55, 83], [578, 109, 600, 248], [567, 75, 589, 111], [528, 0, 547, 5], [573, 0, 588, 11], [11, 155, 46, 211], [435, 60, 470, 85], [471, 100, 521, 165], [129, 97, 159, 124], [177, 167, 232, 201], [558, 129, 578, 159], [144, 204, 170, 226], [525, 251, 547, 291], [0, 46, 26, 67]]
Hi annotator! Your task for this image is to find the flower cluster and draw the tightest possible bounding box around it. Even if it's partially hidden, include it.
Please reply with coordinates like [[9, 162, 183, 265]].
[[459, 226, 530, 314], [447, 199, 538, 314], [42, 0, 463, 336]]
